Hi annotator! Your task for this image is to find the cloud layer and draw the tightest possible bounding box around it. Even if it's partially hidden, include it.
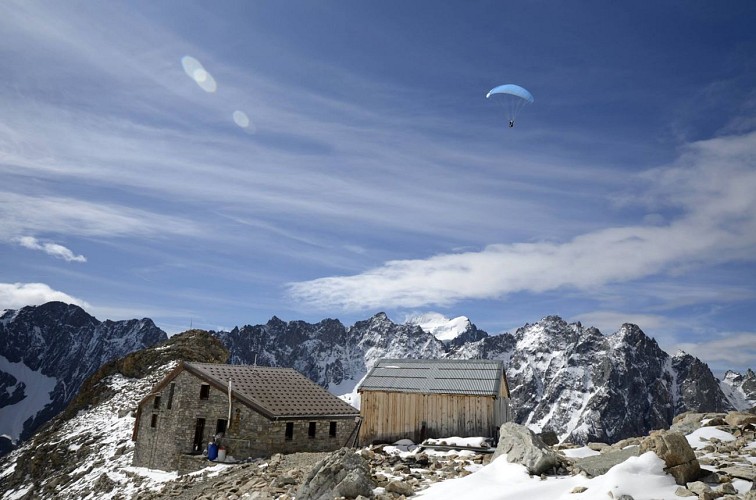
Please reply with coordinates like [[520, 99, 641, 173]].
[[289, 132, 756, 311]]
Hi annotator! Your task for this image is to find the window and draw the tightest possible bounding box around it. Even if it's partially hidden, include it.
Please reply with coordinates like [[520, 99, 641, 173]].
[[199, 384, 210, 400], [308, 422, 316, 439], [153, 395, 161, 409], [167, 383, 175, 409], [285, 422, 294, 441], [150, 414, 158, 428], [216, 419, 227, 436], [329, 421, 337, 437]]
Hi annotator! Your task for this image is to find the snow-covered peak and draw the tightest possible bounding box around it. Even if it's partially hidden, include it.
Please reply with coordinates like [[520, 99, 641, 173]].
[[720, 369, 756, 411], [405, 312, 471, 342]]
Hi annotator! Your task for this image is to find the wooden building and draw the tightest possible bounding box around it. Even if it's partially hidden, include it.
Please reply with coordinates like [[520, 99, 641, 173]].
[[357, 358, 511, 445], [132, 361, 359, 471]]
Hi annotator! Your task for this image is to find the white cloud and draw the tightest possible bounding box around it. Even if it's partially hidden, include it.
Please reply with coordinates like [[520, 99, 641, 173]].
[[15, 236, 86, 263], [0, 283, 90, 310], [673, 332, 756, 370], [289, 131, 756, 311]]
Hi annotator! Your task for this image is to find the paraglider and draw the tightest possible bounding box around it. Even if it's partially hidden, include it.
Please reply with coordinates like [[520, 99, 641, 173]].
[[486, 84, 534, 128]]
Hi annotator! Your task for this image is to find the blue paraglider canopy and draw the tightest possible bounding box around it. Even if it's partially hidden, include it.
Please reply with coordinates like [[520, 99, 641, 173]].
[[485, 84, 534, 103], [486, 84, 534, 127]]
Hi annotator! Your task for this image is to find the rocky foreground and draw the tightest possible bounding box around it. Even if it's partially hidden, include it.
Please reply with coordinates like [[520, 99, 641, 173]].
[[124, 411, 755, 500]]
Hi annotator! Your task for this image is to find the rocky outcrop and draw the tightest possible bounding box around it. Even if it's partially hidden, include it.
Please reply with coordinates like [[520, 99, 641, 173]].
[[725, 411, 756, 427], [297, 448, 376, 500], [570, 446, 641, 477], [640, 430, 701, 485], [493, 422, 562, 475]]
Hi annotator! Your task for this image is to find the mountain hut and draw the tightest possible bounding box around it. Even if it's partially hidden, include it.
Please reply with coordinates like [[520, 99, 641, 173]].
[[132, 361, 359, 472], [357, 358, 511, 445]]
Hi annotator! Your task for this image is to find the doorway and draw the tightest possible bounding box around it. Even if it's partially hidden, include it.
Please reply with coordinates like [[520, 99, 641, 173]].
[[192, 418, 206, 453]]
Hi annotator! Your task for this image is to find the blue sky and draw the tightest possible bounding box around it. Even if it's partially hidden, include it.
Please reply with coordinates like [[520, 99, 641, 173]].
[[1, 1, 755, 374]]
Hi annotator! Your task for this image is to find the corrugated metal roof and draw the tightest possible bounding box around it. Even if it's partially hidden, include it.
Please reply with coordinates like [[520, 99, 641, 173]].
[[185, 362, 359, 419], [358, 358, 505, 396]]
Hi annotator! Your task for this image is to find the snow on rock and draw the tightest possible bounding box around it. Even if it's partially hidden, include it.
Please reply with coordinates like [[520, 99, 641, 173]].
[[685, 426, 736, 449], [720, 369, 756, 410], [0, 362, 178, 499], [416, 451, 680, 500], [405, 312, 471, 342], [0, 302, 167, 447], [0, 356, 57, 442]]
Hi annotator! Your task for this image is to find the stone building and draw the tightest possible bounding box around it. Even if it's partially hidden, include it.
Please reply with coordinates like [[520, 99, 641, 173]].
[[132, 361, 360, 471], [358, 358, 511, 445]]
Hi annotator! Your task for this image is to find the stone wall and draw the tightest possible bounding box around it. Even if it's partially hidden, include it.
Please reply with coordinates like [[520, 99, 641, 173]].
[[132, 369, 359, 471]]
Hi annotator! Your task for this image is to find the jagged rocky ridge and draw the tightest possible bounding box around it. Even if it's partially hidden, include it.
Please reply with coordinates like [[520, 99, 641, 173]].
[[0, 302, 167, 452], [213, 313, 742, 445]]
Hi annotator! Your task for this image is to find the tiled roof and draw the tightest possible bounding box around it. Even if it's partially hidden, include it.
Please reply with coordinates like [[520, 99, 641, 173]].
[[358, 358, 505, 396], [184, 362, 359, 419]]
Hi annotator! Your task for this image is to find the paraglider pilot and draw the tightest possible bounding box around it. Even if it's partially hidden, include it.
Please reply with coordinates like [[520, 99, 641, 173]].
[[509, 120, 514, 128]]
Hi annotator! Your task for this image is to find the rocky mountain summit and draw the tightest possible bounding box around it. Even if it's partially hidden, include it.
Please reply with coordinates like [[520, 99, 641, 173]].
[[0, 302, 167, 452], [454, 317, 736, 444]]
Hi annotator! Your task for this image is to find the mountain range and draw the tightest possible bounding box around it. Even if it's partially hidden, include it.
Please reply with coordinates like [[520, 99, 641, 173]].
[[1, 302, 754, 456], [0, 302, 166, 453]]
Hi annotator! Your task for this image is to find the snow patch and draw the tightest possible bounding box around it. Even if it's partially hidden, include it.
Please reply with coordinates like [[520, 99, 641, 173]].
[[685, 427, 736, 449], [0, 355, 58, 442], [405, 312, 470, 342]]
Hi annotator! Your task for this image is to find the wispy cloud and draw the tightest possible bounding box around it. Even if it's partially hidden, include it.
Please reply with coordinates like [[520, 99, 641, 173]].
[[0, 282, 90, 310], [0, 1, 624, 254], [571, 311, 668, 336], [289, 131, 756, 311], [15, 236, 86, 262], [0, 192, 199, 241], [673, 332, 756, 372]]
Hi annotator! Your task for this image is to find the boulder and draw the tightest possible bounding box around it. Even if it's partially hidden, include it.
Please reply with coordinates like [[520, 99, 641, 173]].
[[640, 430, 700, 485], [385, 480, 414, 496], [493, 422, 561, 475], [570, 446, 640, 477], [725, 411, 756, 427], [297, 448, 376, 500], [539, 430, 559, 446], [721, 465, 756, 482], [586, 442, 609, 452], [670, 412, 706, 435], [674, 486, 696, 497]]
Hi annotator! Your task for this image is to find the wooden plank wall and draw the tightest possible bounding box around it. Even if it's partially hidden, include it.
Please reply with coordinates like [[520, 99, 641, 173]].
[[359, 391, 497, 445]]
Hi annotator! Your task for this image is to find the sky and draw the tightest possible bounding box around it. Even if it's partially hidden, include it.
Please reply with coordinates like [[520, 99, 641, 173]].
[[1, 1, 755, 374]]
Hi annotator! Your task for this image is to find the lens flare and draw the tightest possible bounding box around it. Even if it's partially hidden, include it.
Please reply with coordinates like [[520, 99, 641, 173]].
[[233, 110, 250, 128], [181, 55, 217, 93]]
